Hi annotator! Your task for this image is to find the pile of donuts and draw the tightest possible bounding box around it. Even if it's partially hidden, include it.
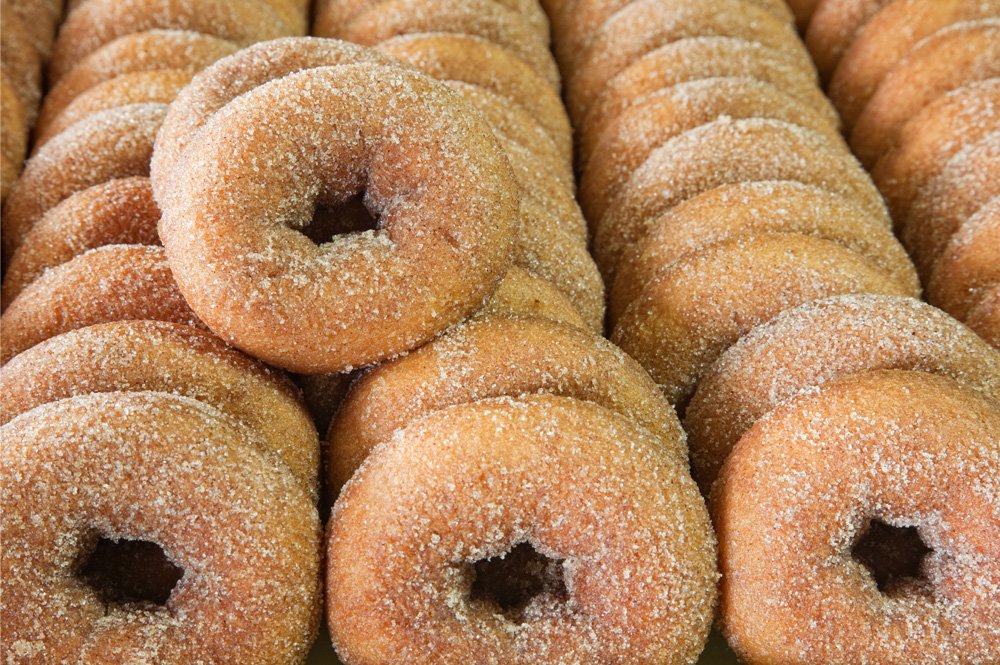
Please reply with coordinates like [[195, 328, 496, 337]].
[[802, 0, 1000, 345]]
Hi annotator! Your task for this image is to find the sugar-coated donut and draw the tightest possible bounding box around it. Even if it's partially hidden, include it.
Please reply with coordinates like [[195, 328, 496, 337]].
[[611, 233, 915, 405], [0, 73, 26, 205], [0, 320, 320, 495], [685, 294, 1000, 491], [967, 286, 1000, 347], [714, 370, 1000, 664], [326, 315, 684, 492], [805, 0, 891, 82], [2, 178, 159, 309], [609, 181, 919, 324], [0, 2, 42, 126], [327, 395, 718, 664], [475, 266, 589, 330], [0, 245, 200, 364], [156, 64, 517, 374], [1, 391, 321, 663]]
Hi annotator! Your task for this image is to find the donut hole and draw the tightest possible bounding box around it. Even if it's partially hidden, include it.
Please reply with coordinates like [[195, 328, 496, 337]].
[[851, 520, 933, 596], [78, 536, 184, 608], [469, 542, 569, 623], [302, 192, 379, 244]]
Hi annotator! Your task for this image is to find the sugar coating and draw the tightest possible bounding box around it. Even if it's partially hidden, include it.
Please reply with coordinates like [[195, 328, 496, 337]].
[[805, 0, 891, 80]]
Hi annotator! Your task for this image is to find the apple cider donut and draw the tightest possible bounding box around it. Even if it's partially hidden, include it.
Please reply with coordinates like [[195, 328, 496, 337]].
[[0, 73, 26, 205], [967, 287, 1000, 347], [326, 316, 683, 492], [805, 0, 892, 82], [593, 117, 888, 283], [0, 245, 200, 364], [611, 233, 915, 405], [715, 370, 1000, 664], [36, 30, 238, 138], [609, 182, 919, 324], [156, 65, 518, 374], [1, 103, 165, 263], [0, 2, 42, 127], [1, 391, 321, 664], [850, 19, 1000, 168], [327, 395, 717, 664], [475, 266, 589, 330], [685, 294, 1000, 491]]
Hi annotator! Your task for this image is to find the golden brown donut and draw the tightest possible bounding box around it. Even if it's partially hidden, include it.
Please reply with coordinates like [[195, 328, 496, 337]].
[[578, 77, 844, 222], [685, 294, 1000, 491], [805, 0, 892, 82], [0, 72, 26, 205], [967, 285, 1000, 347], [327, 395, 717, 664], [872, 79, 1000, 227], [49, 0, 293, 83], [157, 65, 517, 374], [1, 103, 165, 263], [609, 181, 919, 324], [0, 319, 320, 495], [36, 30, 238, 138], [715, 370, 1000, 664], [0, 0, 43, 126], [1, 391, 321, 663], [828, 0, 1000, 131], [4, 0, 61, 60], [611, 233, 915, 405], [475, 266, 589, 329], [593, 118, 888, 283], [0, 245, 200, 364], [1, 178, 160, 309], [850, 19, 1000, 167], [326, 316, 683, 492]]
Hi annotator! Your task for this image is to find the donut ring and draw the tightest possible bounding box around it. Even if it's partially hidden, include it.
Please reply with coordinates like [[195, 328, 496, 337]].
[[49, 0, 292, 83], [0, 245, 200, 364], [611, 233, 915, 405], [1, 73, 27, 205], [828, 0, 1000, 131], [566, 0, 809, 124], [578, 77, 843, 222], [327, 395, 717, 664], [609, 181, 919, 324], [0, 319, 320, 495], [806, 0, 892, 82], [36, 30, 238, 138], [685, 294, 1000, 491], [475, 266, 589, 330], [157, 65, 517, 374], [327, 316, 683, 491], [498, 137, 584, 240], [928, 196, 1000, 323], [593, 118, 888, 283], [967, 286, 1000, 347], [872, 79, 1000, 226], [715, 370, 1000, 664], [850, 19, 1000, 168], [1, 103, 165, 263], [1, 391, 321, 663], [341, 0, 560, 87], [581, 37, 833, 156]]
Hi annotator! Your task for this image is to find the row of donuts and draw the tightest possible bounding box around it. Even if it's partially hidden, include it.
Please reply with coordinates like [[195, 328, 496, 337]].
[[803, 0, 1000, 347], [312, 0, 605, 331], [0, 0, 62, 206]]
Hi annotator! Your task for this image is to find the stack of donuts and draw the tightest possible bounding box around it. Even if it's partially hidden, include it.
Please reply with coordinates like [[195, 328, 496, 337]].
[[803, 0, 1000, 346], [313, 0, 605, 331]]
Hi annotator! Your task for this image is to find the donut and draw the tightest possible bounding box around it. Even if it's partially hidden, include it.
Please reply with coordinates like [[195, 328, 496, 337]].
[[593, 117, 888, 283], [828, 0, 1000, 131], [850, 19, 1000, 168], [565, 0, 810, 124], [611, 233, 915, 405], [3, 0, 61, 59], [685, 294, 1000, 491], [609, 181, 919, 324], [494, 136, 579, 229], [714, 370, 1000, 664], [474, 266, 589, 330], [579, 36, 837, 163], [0, 319, 320, 495], [326, 315, 684, 492], [1, 178, 160, 309], [0, 1, 42, 126], [928, 197, 1000, 324], [36, 70, 193, 148], [36, 30, 238, 138], [156, 65, 518, 374], [967, 285, 1000, 347], [0, 245, 200, 364], [785, 0, 821, 29], [578, 77, 844, 222], [872, 79, 1000, 226], [1, 103, 165, 263], [805, 0, 892, 82], [48, 0, 293, 83], [902, 130, 999, 278], [327, 395, 718, 664], [1, 72, 26, 205], [1, 391, 321, 663]]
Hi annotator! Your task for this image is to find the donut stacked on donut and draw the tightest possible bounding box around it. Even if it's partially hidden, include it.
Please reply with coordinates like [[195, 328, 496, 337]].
[[313, 0, 605, 332], [801, 0, 1000, 347]]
